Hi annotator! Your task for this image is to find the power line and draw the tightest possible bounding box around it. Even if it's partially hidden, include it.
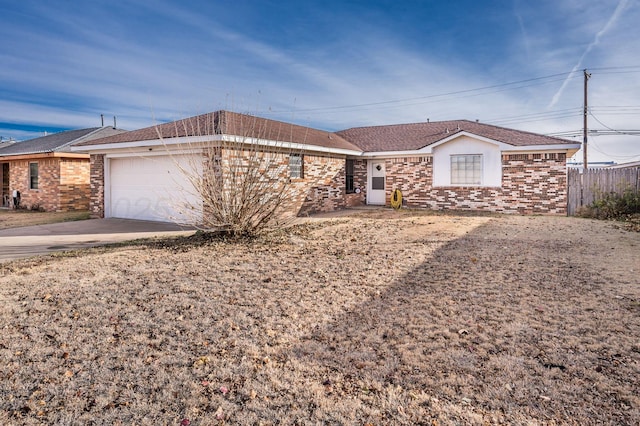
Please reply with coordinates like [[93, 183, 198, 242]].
[[588, 109, 640, 137], [266, 71, 581, 115], [487, 108, 582, 126]]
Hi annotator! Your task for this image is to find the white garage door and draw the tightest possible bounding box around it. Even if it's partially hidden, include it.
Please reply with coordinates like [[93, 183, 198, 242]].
[[109, 154, 202, 223]]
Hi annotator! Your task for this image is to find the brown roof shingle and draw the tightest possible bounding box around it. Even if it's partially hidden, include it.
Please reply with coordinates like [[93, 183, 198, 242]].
[[0, 127, 126, 157], [76, 111, 362, 152], [336, 119, 576, 152], [75, 112, 577, 154]]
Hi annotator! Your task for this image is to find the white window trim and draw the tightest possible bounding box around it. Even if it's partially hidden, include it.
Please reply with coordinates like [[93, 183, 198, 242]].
[[29, 161, 39, 190], [450, 154, 483, 186]]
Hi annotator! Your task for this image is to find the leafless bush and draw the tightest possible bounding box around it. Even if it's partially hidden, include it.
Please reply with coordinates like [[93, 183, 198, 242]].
[[158, 111, 304, 236]]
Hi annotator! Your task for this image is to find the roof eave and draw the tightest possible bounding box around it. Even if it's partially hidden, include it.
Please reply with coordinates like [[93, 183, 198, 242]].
[[362, 143, 582, 158], [72, 133, 364, 156]]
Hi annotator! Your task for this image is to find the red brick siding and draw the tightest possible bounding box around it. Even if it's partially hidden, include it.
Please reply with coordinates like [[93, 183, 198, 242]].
[[296, 154, 349, 216], [9, 159, 59, 211], [217, 148, 351, 217], [386, 156, 433, 206], [58, 158, 90, 211], [384, 153, 568, 214], [89, 154, 105, 218], [345, 159, 366, 207], [501, 153, 568, 214]]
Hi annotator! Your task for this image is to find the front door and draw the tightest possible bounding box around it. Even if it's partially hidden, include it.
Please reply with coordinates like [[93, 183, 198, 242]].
[[368, 160, 386, 205]]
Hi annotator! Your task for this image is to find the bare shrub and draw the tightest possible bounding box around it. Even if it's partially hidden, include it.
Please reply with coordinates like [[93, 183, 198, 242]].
[[157, 111, 304, 236]]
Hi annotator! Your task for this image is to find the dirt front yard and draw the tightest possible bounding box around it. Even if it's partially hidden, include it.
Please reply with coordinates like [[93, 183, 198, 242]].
[[0, 210, 638, 425]]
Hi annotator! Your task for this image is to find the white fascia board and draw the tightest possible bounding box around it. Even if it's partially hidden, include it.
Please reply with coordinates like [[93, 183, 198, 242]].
[[362, 143, 582, 159], [104, 148, 203, 159], [73, 133, 363, 157], [361, 150, 429, 159], [217, 134, 362, 156], [71, 135, 221, 153], [501, 144, 582, 153], [422, 131, 581, 153]]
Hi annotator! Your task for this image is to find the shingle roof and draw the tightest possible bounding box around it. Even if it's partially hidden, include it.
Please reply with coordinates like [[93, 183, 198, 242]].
[[0, 140, 16, 150], [76, 111, 362, 152], [75, 112, 577, 154], [0, 127, 126, 156], [336, 119, 576, 152]]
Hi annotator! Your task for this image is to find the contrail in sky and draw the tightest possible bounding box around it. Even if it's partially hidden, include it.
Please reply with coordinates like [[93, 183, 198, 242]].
[[548, 0, 629, 108]]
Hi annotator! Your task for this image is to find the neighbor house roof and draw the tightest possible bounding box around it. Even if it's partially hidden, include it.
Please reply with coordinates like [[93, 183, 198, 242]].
[[0, 127, 126, 157], [0, 140, 16, 150], [76, 111, 362, 152], [336, 120, 577, 152]]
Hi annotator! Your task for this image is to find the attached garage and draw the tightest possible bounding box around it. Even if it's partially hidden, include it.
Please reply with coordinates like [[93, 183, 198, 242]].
[[106, 154, 202, 223]]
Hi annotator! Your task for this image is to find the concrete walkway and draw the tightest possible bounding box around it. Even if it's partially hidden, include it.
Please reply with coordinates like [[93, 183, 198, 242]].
[[0, 218, 196, 263]]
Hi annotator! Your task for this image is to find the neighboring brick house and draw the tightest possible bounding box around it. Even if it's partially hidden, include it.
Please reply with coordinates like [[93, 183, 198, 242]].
[[73, 110, 580, 223], [0, 127, 125, 211]]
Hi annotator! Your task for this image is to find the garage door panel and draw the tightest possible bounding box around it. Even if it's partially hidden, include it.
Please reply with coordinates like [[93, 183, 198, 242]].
[[109, 155, 202, 223]]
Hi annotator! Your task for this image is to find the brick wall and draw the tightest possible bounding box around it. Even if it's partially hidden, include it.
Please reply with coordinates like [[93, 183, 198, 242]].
[[89, 154, 105, 218], [9, 158, 60, 211], [344, 159, 367, 207], [501, 153, 568, 214], [58, 158, 90, 211], [386, 156, 433, 206], [296, 154, 349, 216], [217, 147, 352, 217], [384, 153, 568, 214], [6, 157, 91, 211]]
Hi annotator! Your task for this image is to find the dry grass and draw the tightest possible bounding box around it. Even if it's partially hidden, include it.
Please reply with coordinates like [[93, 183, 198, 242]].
[[0, 209, 90, 230], [0, 210, 638, 425]]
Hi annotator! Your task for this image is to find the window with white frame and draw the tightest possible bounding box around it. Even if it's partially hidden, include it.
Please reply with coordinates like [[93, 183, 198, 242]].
[[450, 154, 482, 185], [29, 162, 39, 190], [289, 154, 303, 179]]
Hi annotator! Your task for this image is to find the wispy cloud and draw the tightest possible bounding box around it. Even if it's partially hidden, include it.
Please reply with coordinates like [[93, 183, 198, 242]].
[[1, 1, 639, 161], [548, 0, 631, 108]]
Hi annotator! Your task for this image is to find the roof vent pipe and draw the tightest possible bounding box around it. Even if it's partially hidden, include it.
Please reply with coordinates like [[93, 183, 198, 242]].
[[113, 116, 117, 129], [101, 114, 104, 127]]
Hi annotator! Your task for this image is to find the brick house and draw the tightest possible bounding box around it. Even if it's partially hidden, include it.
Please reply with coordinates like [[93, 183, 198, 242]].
[[73, 110, 580, 222], [0, 127, 124, 211]]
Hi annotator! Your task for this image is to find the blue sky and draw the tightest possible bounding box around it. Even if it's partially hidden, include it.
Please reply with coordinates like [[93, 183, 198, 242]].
[[1, 0, 639, 163]]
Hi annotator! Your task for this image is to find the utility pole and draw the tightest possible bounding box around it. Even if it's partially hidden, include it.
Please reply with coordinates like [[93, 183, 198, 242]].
[[583, 69, 591, 171]]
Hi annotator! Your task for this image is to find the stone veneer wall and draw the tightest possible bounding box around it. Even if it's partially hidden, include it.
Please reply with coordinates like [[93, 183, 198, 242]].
[[89, 154, 105, 218], [384, 153, 568, 214]]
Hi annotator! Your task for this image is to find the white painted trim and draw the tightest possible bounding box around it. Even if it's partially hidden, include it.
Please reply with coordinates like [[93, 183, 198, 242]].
[[73, 133, 362, 157], [362, 143, 581, 158], [367, 160, 386, 205], [104, 157, 112, 218]]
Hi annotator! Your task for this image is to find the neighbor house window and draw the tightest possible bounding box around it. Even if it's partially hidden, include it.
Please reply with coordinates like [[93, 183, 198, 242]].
[[289, 154, 303, 179], [451, 154, 482, 185], [29, 162, 39, 190], [345, 159, 355, 193]]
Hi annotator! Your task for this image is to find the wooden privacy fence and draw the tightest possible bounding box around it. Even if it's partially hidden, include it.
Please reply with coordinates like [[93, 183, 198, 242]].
[[567, 167, 640, 215]]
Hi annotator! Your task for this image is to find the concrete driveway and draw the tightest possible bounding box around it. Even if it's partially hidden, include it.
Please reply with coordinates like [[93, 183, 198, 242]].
[[0, 218, 196, 263]]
